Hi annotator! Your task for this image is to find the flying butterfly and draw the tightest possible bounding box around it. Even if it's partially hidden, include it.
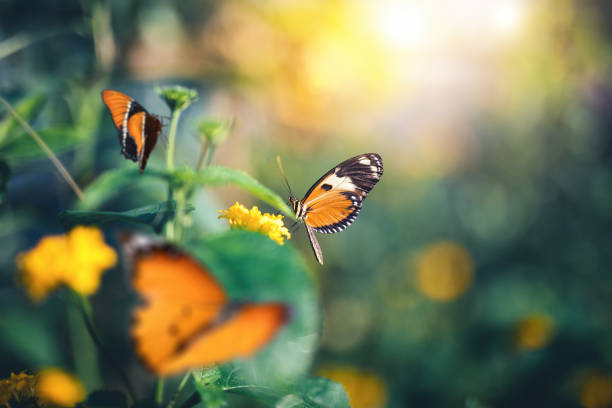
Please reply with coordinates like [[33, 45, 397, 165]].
[[281, 153, 383, 264], [101, 90, 162, 173], [121, 234, 289, 375]]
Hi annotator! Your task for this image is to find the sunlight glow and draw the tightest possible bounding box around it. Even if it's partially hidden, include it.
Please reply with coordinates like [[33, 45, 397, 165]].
[[373, 1, 429, 50], [371, 0, 526, 51], [493, 1, 524, 35]]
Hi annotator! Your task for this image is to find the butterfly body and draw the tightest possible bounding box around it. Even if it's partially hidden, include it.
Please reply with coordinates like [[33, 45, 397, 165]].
[[289, 153, 383, 264], [101, 90, 162, 173], [122, 234, 288, 375]]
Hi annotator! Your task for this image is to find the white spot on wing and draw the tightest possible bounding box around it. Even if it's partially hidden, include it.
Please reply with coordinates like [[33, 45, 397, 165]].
[[359, 157, 371, 165], [122, 101, 132, 146]]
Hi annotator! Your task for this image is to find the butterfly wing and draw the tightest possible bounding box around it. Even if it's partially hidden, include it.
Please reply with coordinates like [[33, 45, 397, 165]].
[[160, 303, 288, 375], [123, 234, 288, 375], [101, 89, 160, 172], [126, 111, 161, 173], [302, 153, 383, 234]]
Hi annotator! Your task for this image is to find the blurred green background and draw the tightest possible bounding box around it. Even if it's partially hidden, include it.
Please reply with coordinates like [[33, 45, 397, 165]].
[[2, 0, 612, 407]]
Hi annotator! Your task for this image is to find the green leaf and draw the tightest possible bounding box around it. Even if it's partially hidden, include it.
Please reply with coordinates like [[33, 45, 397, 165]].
[[0, 160, 9, 204], [291, 377, 351, 408], [0, 126, 85, 161], [85, 390, 128, 408], [190, 230, 318, 388], [59, 201, 190, 232], [466, 398, 490, 408], [0, 93, 45, 147], [0, 307, 62, 367], [184, 166, 294, 218], [76, 167, 167, 211], [219, 377, 351, 408]]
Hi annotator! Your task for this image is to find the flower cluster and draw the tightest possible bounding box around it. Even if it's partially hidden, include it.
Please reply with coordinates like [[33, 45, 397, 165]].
[[219, 202, 291, 245], [17, 226, 117, 301], [0, 371, 37, 407]]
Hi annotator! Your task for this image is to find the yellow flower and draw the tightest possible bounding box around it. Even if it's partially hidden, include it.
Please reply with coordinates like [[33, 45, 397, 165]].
[[415, 241, 474, 301], [17, 226, 117, 302], [218, 202, 291, 245], [514, 314, 555, 350], [36, 368, 85, 407], [317, 365, 387, 408], [0, 371, 37, 406]]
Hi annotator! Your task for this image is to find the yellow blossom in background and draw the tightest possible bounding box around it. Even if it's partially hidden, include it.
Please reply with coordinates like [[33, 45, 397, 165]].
[[36, 368, 85, 407], [218, 202, 291, 245], [580, 372, 612, 408], [514, 314, 555, 350], [317, 365, 387, 408], [17, 226, 117, 302], [0, 371, 37, 407], [415, 241, 474, 301]]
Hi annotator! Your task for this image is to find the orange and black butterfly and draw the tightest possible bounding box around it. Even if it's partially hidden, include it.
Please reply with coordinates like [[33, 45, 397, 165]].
[[122, 234, 289, 375], [101, 90, 162, 173], [284, 153, 383, 264]]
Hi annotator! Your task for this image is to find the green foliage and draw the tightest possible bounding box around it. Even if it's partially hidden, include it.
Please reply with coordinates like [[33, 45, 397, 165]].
[[0, 308, 62, 367], [0, 160, 9, 204], [0, 93, 45, 147], [466, 398, 490, 408], [191, 230, 317, 385], [59, 201, 192, 232], [78, 165, 293, 217], [84, 390, 129, 408], [1, 126, 83, 161], [76, 167, 166, 211], [184, 166, 294, 218]]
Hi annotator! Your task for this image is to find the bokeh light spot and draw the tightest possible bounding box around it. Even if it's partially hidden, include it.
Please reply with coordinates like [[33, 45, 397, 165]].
[[580, 373, 612, 408], [514, 314, 555, 350], [415, 241, 474, 301]]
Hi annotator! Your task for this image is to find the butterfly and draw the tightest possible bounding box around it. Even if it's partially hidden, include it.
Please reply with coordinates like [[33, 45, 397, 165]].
[[121, 233, 289, 375], [285, 153, 383, 264], [101, 90, 162, 173]]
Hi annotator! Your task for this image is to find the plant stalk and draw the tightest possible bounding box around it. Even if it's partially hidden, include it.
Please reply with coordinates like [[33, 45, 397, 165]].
[[0, 95, 84, 200], [167, 372, 192, 408], [155, 377, 165, 406], [76, 293, 136, 401], [166, 108, 182, 172]]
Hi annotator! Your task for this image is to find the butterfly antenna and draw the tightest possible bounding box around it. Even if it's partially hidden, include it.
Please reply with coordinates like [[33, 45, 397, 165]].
[[289, 221, 300, 233], [276, 155, 293, 196]]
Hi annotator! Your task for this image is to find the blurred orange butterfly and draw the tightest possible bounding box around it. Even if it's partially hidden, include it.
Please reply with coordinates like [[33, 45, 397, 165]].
[[101, 90, 162, 173], [122, 234, 289, 375], [283, 153, 383, 264]]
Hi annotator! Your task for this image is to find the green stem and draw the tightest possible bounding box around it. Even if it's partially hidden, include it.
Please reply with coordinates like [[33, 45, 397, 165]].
[[173, 187, 186, 241], [167, 372, 192, 408], [166, 108, 182, 172], [196, 140, 210, 171], [165, 185, 175, 240], [0, 95, 84, 199], [155, 377, 165, 406], [76, 293, 136, 401], [204, 142, 216, 167]]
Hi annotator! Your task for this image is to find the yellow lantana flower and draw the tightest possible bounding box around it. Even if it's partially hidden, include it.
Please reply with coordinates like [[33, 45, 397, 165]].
[[0, 371, 37, 407], [37, 368, 86, 407], [17, 226, 117, 302], [218, 202, 291, 245]]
